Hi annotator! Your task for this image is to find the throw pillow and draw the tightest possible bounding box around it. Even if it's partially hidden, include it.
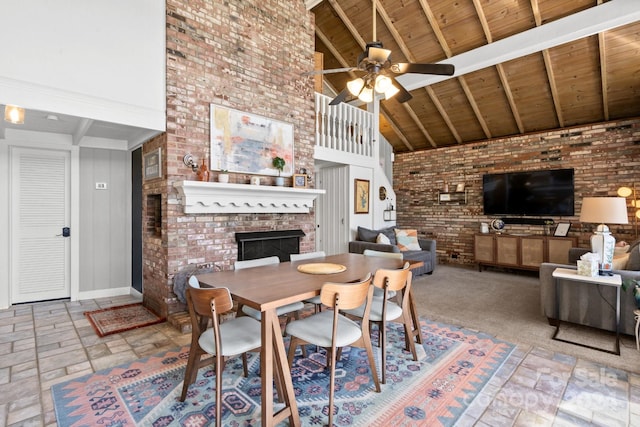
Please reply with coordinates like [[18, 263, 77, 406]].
[[380, 227, 397, 245], [357, 226, 379, 243], [627, 243, 640, 271], [376, 233, 391, 244], [613, 253, 630, 270], [394, 229, 421, 251]]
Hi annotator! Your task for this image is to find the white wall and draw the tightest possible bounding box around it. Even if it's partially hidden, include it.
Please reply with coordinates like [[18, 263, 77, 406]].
[[0, 0, 166, 130]]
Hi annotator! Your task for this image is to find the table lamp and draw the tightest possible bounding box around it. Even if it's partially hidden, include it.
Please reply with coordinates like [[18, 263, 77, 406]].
[[579, 197, 629, 275]]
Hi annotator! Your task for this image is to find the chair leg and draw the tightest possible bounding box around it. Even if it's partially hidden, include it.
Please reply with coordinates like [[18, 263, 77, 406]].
[[327, 345, 338, 427], [380, 320, 387, 384], [180, 345, 204, 401], [242, 352, 249, 377], [402, 312, 418, 361], [362, 331, 381, 393], [215, 355, 223, 427]]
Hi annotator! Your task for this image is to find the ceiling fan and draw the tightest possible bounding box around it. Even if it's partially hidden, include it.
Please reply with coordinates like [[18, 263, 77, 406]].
[[314, 0, 455, 106]]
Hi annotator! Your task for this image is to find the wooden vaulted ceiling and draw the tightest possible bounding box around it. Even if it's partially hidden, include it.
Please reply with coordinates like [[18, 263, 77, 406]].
[[310, 0, 640, 154]]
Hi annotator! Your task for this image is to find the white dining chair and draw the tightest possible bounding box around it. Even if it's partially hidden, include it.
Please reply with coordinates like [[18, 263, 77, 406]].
[[285, 273, 380, 427], [290, 251, 326, 312], [234, 256, 305, 321]]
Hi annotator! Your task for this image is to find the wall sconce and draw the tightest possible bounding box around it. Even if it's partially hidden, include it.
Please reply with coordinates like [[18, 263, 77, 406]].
[[4, 105, 25, 124], [183, 153, 199, 172], [617, 184, 639, 238]]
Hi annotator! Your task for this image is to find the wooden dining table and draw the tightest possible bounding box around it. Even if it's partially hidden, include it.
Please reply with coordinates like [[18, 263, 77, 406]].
[[195, 252, 423, 427]]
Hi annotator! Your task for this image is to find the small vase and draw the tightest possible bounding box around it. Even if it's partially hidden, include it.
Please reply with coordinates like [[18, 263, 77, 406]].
[[218, 173, 229, 183], [275, 176, 284, 186], [197, 159, 210, 182]]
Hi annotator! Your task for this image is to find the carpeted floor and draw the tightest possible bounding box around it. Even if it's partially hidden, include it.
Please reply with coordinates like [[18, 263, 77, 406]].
[[410, 264, 640, 374], [51, 318, 514, 426]]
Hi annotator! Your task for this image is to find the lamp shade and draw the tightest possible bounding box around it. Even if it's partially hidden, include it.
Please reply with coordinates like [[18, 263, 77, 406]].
[[579, 197, 629, 224]]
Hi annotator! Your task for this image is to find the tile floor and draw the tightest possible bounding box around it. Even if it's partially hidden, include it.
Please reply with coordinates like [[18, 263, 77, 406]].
[[1, 294, 640, 426]]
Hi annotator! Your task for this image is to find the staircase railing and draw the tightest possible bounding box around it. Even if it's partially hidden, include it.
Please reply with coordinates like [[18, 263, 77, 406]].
[[314, 93, 374, 158]]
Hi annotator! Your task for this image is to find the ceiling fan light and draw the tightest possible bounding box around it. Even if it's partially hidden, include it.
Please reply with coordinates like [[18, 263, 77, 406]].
[[358, 87, 374, 103], [347, 78, 365, 96], [4, 105, 25, 124], [384, 85, 400, 99], [374, 75, 392, 93]]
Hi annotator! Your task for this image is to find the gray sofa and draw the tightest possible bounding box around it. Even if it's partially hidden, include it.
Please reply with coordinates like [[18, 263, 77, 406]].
[[540, 246, 640, 336], [348, 226, 436, 276]]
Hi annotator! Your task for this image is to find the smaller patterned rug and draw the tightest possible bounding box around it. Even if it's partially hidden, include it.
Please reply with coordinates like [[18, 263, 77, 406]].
[[84, 303, 164, 337], [53, 318, 514, 426]]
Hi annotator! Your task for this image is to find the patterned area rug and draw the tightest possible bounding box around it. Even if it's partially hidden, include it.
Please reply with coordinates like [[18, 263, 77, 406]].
[[52, 318, 514, 426], [84, 303, 164, 337]]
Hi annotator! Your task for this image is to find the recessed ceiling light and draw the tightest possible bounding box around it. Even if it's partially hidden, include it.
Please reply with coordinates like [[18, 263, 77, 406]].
[[46, 114, 59, 121]]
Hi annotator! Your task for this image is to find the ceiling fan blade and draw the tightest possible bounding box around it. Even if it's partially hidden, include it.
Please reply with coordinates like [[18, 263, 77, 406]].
[[302, 67, 358, 76], [368, 46, 392, 63], [392, 63, 455, 76], [329, 88, 351, 106], [393, 80, 413, 103]]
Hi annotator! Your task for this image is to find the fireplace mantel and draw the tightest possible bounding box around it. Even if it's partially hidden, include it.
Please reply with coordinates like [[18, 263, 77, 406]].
[[173, 180, 325, 214]]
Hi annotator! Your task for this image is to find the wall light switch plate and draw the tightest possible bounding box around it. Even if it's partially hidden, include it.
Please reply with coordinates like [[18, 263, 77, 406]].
[[95, 182, 108, 190]]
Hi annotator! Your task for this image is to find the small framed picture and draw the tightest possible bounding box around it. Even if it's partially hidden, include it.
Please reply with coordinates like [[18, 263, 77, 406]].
[[143, 148, 162, 180], [456, 183, 465, 192], [354, 179, 370, 214], [554, 222, 571, 237], [293, 174, 307, 188]]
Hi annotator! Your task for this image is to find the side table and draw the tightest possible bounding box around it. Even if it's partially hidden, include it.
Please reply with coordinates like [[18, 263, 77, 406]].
[[552, 268, 622, 355]]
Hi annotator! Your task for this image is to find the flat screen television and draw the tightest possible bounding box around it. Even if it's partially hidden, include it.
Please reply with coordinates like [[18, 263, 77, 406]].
[[482, 168, 574, 216]]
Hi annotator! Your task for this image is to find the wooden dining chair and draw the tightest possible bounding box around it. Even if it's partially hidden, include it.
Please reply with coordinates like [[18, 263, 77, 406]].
[[285, 273, 380, 427], [363, 249, 401, 299], [234, 256, 305, 321], [179, 286, 261, 427], [290, 251, 326, 312], [343, 262, 417, 384]]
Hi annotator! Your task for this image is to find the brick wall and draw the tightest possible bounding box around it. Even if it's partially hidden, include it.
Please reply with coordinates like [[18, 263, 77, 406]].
[[394, 118, 640, 266], [142, 0, 316, 318]]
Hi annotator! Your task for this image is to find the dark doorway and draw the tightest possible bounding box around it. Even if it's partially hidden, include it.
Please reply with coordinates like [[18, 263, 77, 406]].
[[131, 147, 143, 293]]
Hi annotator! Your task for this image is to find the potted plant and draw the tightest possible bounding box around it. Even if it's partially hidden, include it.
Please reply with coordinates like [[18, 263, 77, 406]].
[[218, 170, 229, 183], [272, 156, 285, 186]]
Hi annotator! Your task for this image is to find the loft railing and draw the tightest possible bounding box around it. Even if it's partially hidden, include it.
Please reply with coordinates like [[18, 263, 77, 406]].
[[314, 93, 374, 158]]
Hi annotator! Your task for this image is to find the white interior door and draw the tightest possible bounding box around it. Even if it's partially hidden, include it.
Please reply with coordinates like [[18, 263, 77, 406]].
[[10, 147, 71, 303], [315, 166, 349, 255]]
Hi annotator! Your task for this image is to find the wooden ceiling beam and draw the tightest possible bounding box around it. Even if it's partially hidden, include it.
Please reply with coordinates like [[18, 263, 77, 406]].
[[597, 0, 609, 120], [496, 64, 525, 133], [397, 0, 640, 92], [402, 102, 437, 148], [380, 108, 415, 151], [530, 0, 564, 128], [377, 4, 444, 148], [599, 32, 609, 121], [327, 0, 366, 49], [417, 0, 452, 58], [325, 0, 415, 149], [315, 27, 358, 79]]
